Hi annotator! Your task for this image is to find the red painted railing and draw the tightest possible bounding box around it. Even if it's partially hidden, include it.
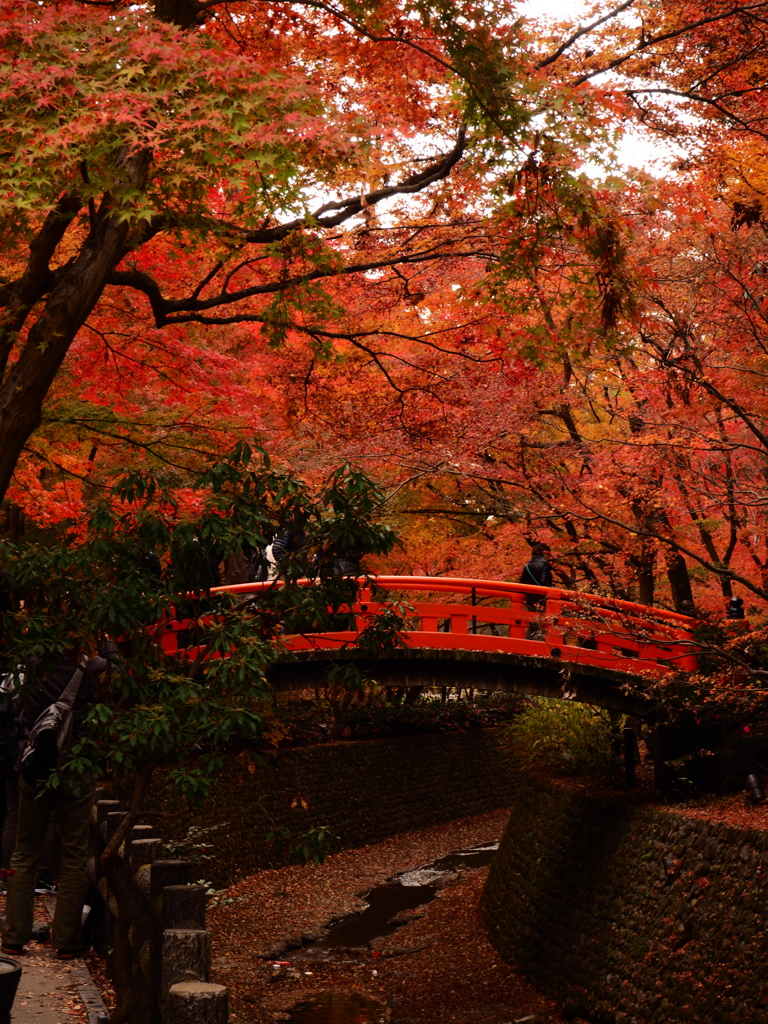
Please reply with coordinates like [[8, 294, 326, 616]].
[[159, 576, 698, 676]]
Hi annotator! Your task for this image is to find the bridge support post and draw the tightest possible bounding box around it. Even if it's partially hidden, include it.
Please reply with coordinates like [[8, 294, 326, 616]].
[[623, 727, 637, 788], [650, 725, 674, 791]]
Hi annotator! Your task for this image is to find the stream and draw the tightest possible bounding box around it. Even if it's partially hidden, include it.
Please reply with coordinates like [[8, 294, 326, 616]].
[[280, 842, 499, 1023]]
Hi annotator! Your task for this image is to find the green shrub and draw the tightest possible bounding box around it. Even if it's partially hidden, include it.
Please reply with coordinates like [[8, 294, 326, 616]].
[[348, 693, 530, 738], [505, 697, 614, 775], [264, 823, 341, 866]]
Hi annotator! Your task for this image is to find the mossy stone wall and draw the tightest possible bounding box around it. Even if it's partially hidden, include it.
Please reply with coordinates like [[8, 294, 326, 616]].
[[162, 731, 516, 885], [481, 773, 768, 1024]]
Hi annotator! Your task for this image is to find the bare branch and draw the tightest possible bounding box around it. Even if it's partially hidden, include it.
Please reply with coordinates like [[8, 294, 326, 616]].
[[536, 0, 639, 69]]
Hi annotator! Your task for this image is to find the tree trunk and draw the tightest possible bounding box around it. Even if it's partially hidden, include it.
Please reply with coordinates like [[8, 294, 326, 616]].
[[0, 155, 150, 503], [102, 853, 136, 1024], [154, 0, 202, 28], [5, 504, 23, 542], [631, 541, 655, 606], [665, 550, 696, 615]]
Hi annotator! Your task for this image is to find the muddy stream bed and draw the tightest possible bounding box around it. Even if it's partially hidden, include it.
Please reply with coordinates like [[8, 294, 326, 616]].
[[207, 809, 570, 1024], [276, 845, 499, 1023]]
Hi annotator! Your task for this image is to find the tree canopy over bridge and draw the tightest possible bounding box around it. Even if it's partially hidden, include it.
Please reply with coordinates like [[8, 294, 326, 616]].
[[3, 0, 768, 827], [3, 0, 768, 623]]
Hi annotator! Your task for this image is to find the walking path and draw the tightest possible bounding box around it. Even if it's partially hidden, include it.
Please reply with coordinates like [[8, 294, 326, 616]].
[[1, 896, 108, 1024], [10, 943, 106, 1024]]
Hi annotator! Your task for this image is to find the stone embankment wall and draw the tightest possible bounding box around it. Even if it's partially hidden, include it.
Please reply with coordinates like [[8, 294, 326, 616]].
[[481, 773, 768, 1024], [159, 731, 516, 885]]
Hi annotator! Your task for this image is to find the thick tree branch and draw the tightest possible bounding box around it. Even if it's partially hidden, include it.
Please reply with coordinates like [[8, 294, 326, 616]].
[[240, 129, 467, 244], [0, 151, 152, 502], [536, 0, 639, 69], [560, 3, 768, 88], [107, 242, 490, 325], [627, 88, 768, 137], [203, 0, 460, 79]]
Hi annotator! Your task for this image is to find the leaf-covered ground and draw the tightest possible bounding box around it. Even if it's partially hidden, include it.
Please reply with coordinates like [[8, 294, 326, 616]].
[[206, 808, 570, 1024], [672, 789, 768, 829], [79, 777, 768, 1022]]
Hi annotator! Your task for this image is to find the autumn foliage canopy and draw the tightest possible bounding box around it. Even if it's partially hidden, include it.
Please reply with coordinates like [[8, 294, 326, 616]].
[[4, 0, 768, 620]]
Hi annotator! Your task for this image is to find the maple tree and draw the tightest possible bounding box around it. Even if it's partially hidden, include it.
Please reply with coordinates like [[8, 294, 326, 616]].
[[8, 10, 768, 1020], [5, 0, 768, 612], [368, 180, 768, 617], [8, 0, 768, 516], [224, 1, 768, 619], [0, 0, 554, 503]]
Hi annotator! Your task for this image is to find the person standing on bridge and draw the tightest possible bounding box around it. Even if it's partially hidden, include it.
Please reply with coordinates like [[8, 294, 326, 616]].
[[520, 544, 553, 594], [521, 544, 553, 638]]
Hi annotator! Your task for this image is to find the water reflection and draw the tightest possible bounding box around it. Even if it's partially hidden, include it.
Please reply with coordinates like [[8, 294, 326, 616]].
[[315, 882, 437, 948], [285, 991, 387, 1023]]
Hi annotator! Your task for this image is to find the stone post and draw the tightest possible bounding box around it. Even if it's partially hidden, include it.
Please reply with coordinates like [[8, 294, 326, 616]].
[[163, 886, 207, 931], [129, 837, 164, 1024], [161, 928, 211, 1003], [105, 811, 128, 844], [167, 982, 227, 1024], [130, 837, 163, 875], [95, 800, 123, 829], [87, 804, 229, 1024], [149, 863, 190, 1024], [151, 861, 190, 905]]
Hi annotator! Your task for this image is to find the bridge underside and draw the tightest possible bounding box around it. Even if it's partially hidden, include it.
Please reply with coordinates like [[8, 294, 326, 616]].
[[267, 647, 655, 718]]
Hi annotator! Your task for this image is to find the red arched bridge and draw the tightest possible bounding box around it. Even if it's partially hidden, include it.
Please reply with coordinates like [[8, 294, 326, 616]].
[[159, 576, 698, 715]]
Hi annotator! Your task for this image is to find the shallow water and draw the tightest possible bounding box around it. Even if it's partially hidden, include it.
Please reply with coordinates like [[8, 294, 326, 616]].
[[314, 881, 437, 948], [398, 842, 498, 884], [285, 991, 387, 1023], [287, 842, 499, 1021], [312, 842, 498, 950]]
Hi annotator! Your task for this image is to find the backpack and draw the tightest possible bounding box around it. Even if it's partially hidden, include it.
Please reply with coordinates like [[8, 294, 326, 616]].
[[0, 670, 24, 781], [248, 543, 278, 584], [20, 662, 85, 788]]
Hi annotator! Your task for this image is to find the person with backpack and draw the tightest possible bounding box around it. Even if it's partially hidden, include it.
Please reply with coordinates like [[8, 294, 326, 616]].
[[248, 529, 308, 583], [1, 649, 107, 960], [0, 666, 58, 892]]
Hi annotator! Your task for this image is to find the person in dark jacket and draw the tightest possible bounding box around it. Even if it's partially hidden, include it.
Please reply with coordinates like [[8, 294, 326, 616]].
[[520, 544, 553, 635], [2, 651, 106, 959], [248, 529, 308, 583], [520, 544, 553, 591]]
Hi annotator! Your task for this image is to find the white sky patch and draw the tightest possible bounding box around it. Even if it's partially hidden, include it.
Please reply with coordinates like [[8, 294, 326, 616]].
[[522, 0, 688, 175], [522, 0, 589, 17]]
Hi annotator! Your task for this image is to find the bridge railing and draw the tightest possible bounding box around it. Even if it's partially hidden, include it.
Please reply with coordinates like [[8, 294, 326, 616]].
[[159, 575, 698, 676]]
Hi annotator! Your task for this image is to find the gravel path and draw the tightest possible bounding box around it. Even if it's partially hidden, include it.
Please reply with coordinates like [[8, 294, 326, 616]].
[[208, 808, 570, 1024]]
